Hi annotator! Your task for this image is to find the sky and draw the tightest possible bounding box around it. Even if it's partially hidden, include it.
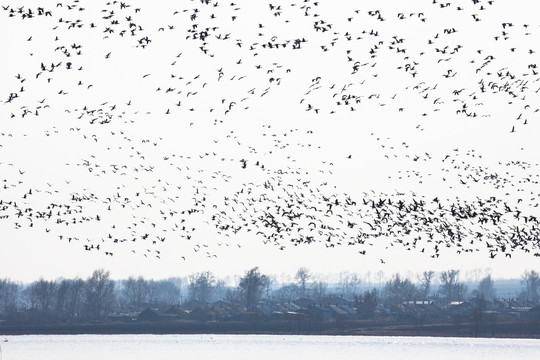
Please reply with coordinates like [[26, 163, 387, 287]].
[[1, 0, 539, 283]]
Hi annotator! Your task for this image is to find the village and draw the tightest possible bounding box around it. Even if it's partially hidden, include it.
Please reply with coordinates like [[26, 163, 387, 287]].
[[1, 268, 540, 337], [109, 293, 540, 337]]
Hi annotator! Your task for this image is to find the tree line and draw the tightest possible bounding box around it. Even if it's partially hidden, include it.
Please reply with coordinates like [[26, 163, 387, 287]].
[[1, 267, 539, 324]]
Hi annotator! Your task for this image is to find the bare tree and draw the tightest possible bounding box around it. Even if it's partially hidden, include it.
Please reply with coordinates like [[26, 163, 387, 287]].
[[311, 280, 327, 301], [225, 286, 243, 306], [295, 267, 311, 297], [0, 278, 20, 319], [55, 279, 70, 315], [239, 267, 269, 311], [84, 269, 115, 319], [355, 289, 379, 319], [375, 270, 385, 287], [521, 270, 540, 303], [467, 268, 484, 283], [364, 271, 372, 286], [214, 280, 227, 302], [188, 271, 215, 302], [417, 271, 435, 299], [26, 278, 57, 313], [339, 272, 361, 299], [123, 276, 150, 311], [439, 270, 467, 305], [66, 278, 85, 320], [275, 284, 299, 303], [264, 276, 274, 299], [383, 273, 417, 306], [145, 280, 158, 305], [153, 279, 181, 305], [476, 274, 496, 301]]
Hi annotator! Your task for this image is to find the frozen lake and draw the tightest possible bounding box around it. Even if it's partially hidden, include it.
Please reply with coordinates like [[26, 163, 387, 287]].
[[1, 334, 540, 360]]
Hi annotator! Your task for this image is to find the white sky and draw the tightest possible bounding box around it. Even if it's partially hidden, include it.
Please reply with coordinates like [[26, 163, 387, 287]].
[[1, 0, 539, 283]]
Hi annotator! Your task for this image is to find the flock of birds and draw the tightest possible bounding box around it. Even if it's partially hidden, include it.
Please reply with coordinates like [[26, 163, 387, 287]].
[[1, 0, 540, 265]]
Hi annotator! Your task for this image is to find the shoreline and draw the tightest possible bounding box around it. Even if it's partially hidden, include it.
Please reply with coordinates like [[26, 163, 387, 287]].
[[2, 320, 539, 339]]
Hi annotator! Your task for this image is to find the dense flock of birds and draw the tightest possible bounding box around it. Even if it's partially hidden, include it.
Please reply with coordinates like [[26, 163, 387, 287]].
[[1, 0, 540, 263]]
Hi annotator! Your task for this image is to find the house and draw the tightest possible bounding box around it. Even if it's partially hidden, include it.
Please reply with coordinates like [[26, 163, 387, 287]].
[[276, 302, 301, 312], [300, 305, 333, 321], [469, 297, 494, 311], [375, 304, 391, 316], [137, 308, 161, 322], [257, 302, 277, 316], [339, 305, 357, 317], [211, 300, 243, 320], [108, 312, 137, 322], [163, 305, 188, 319], [294, 297, 316, 308], [447, 301, 474, 318], [190, 306, 215, 321], [329, 305, 349, 318], [180, 299, 209, 312]]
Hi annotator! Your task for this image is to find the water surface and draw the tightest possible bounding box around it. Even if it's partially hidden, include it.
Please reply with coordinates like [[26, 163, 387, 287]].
[[1, 334, 539, 360]]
